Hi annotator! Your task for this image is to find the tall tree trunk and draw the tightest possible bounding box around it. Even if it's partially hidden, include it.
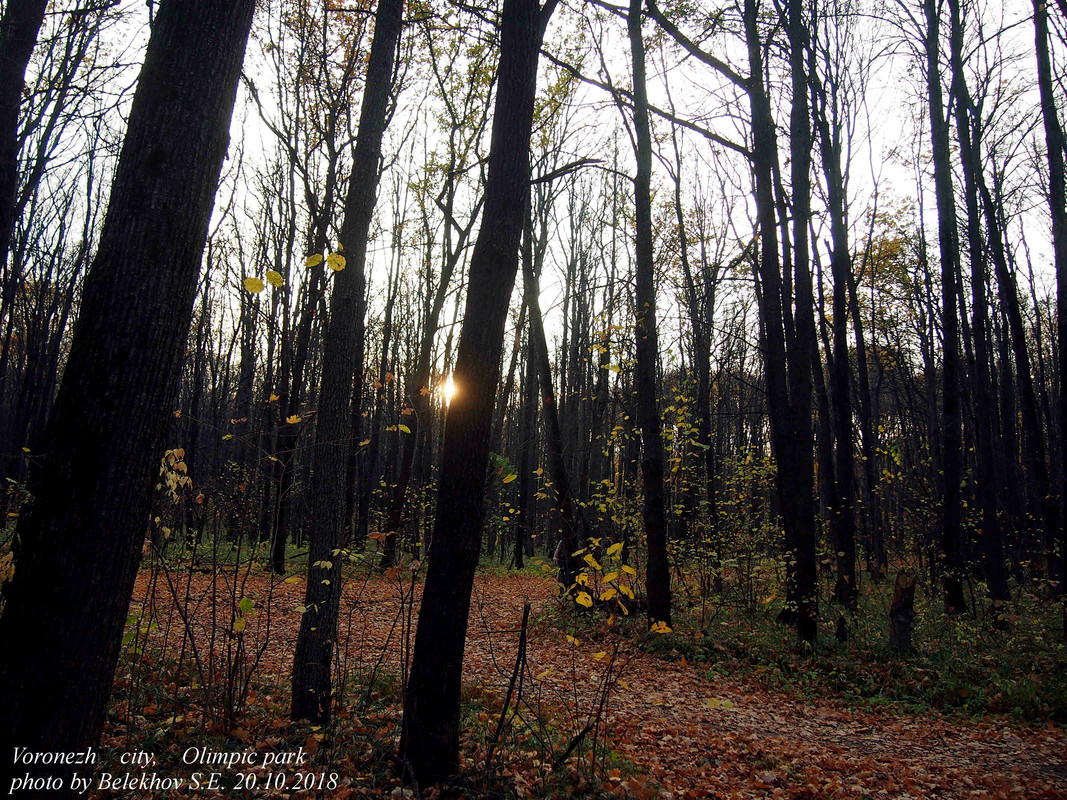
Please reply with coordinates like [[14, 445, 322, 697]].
[[1034, 0, 1067, 636], [0, 0, 48, 277], [628, 0, 671, 627], [291, 0, 403, 724], [744, 0, 812, 639], [398, 0, 556, 783], [810, 57, 858, 609], [923, 0, 967, 612], [522, 211, 582, 585], [0, 3, 254, 794], [782, 0, 819, 640], [946, 0, 1009, 608]]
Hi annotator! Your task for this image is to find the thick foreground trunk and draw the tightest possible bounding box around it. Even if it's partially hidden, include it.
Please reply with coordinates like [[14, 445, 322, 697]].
[[0, 2, 254, 794]]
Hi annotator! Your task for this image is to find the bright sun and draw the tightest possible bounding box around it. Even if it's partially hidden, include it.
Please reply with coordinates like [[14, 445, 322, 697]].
[[440, 374, 456, 406]]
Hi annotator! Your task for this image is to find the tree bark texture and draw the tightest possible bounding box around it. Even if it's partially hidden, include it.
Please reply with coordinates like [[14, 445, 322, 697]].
[[780, 0, 819, 641], [0, 1, 254, 794]]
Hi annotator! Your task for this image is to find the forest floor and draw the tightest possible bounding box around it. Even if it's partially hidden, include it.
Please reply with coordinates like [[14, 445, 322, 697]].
[[100, 569, 1067, 800]]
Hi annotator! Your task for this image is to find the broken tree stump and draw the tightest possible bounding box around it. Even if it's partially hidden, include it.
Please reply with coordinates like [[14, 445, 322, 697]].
[[889, 572, 917, 653]]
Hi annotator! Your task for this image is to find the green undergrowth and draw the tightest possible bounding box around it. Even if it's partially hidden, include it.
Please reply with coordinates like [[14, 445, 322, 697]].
[[641, 571, 1067, 724], [534, 550, 1067, 724]]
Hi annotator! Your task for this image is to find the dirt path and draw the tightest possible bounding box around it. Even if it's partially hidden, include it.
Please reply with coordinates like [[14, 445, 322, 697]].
[[127, 570, 1067, 799], [462, 576, 1067, 799]]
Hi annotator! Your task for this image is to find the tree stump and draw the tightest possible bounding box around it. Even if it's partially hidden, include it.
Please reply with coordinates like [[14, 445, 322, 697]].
[[889, 572, 917, 652]]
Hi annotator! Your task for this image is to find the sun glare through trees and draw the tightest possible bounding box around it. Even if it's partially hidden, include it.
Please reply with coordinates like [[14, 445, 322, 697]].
[[0, 0, 1065, 797]]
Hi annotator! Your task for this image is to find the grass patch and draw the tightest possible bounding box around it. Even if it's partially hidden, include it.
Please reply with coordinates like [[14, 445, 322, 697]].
[[658, 568, 1067, 723]]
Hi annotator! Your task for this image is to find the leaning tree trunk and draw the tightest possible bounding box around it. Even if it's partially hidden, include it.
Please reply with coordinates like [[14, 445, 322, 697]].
[[399, 0, 556, 783], [291, 0, 404, 724], [0, 2, 255, 795]]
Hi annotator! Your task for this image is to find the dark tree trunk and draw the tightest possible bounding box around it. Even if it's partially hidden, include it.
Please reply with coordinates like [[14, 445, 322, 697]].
[[0, 0, 50, 480], [947, 0, 1009, 609], [0, 0, 48, 276], [628, 0, 671, 628], [398, 0, 555, 783], [1034, 0, 1067, 637], [522, 212, 582, 585], [291, 0, 403, 724], [0, 2, 254, 794], [889, 573, 917, 653], [923, 0, 967, 613], [744, 0, 815, 641], [782, 0, 819, 641], [810, 58, 858, 609]]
